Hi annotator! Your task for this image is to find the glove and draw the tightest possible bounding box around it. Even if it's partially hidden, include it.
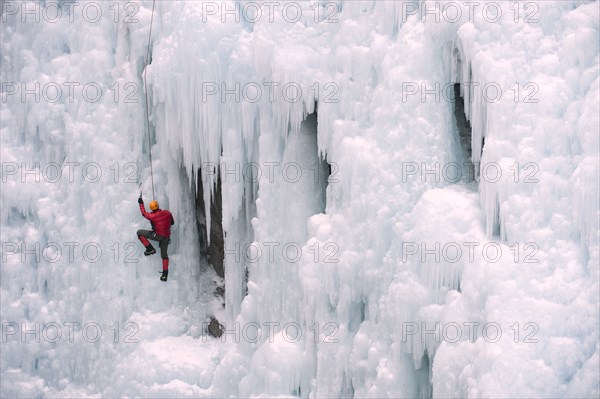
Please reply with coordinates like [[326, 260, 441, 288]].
[[138, 197, 144, 204]]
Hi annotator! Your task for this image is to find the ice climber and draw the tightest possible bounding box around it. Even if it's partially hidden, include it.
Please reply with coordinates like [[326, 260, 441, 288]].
[[137, 196, 175, 282]]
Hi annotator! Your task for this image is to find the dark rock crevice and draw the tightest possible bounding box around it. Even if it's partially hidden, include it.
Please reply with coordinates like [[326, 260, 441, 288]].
[[195, 167, 224, 279], [195, 165, 225, 337], [453, 83, 475, 183]]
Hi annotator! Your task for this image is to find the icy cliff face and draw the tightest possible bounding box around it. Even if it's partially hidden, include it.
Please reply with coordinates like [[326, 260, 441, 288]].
[[1, 1, 598, 397]]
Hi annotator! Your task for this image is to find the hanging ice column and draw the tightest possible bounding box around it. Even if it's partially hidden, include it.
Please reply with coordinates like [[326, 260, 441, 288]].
[[277, 112, 328, 238], [251, 111, 327, 322], [237, 112, 329, 397]]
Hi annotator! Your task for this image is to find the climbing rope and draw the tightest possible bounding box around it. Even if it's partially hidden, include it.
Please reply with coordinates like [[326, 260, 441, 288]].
[[143, 0, 157, 199]]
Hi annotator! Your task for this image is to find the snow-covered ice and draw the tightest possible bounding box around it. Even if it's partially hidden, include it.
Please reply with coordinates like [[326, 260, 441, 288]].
[[1, 0, 598, 397]]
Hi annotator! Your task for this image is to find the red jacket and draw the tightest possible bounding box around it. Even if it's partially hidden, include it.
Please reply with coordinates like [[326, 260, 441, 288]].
[[140, 204, 174, 237]]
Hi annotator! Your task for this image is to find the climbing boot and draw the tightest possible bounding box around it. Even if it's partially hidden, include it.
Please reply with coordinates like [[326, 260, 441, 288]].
[[160, 270, 168, 282], [144, 245, 156, 256]]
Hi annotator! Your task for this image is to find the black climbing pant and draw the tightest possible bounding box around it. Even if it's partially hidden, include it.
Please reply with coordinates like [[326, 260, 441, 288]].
[[137, 230, 170, 259]]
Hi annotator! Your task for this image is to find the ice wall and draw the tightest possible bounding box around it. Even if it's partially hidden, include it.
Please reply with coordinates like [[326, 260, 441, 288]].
[[1, 2, 209, 396], [433, 2, 600, 397], [1, 0, 598, 397]]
